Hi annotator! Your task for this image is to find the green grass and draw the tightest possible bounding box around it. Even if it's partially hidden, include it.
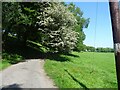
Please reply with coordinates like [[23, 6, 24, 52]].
[[0, 52, 24, 70], [0, 60, 11, 70], [44, 52, 117, 88], [2, 52, 24, 64]]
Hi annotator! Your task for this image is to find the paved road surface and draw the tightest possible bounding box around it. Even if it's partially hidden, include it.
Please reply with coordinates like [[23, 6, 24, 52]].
[[0, 59, 57, 89]]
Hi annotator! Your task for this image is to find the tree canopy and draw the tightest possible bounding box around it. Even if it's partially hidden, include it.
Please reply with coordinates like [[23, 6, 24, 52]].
[[66, 2, 90, 51], [2, 2, 89, 53]]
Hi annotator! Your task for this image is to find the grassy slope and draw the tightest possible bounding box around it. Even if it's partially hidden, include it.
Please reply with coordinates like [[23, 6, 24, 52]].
[[0, 60, 11, 70], [44, 52, 117, 88]]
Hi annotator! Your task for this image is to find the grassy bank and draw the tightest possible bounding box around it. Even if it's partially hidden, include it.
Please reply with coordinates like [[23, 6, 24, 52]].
[[0, 60, 11, 70], [0, 52, 24, 70], [44, 52, 117, 88]]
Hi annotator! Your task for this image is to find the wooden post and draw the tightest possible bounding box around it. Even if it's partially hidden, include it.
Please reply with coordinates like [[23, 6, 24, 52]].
[[109, 0, 120, 89]]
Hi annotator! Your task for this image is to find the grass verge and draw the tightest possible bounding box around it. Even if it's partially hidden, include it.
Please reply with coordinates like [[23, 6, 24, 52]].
[[44, 52, 117, 88], [0, 52, 24, 71], [0, 60, 11, 70]]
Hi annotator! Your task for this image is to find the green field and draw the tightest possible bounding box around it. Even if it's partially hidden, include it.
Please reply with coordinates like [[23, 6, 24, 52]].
[[44, 52, 117, 88]]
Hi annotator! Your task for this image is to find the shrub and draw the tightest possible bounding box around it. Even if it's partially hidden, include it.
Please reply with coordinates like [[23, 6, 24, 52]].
[[2, 52, 24, 64]]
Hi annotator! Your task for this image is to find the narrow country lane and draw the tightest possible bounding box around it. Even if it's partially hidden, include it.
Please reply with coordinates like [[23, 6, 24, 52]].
[[0, 59, 57, 89]]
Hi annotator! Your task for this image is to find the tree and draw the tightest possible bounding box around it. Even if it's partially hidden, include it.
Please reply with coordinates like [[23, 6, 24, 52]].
[[2, 2, 79, 53], [96, 47, 114, 52], [67, 2, 90, 52], [86, 46, 95, 52], [2, 2, 21, 42], [36, 2, 79, 53], [2, 2, 51, 46]]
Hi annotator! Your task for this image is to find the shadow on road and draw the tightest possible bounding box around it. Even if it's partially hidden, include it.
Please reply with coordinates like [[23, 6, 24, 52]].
[[2, 84, 22, 90]]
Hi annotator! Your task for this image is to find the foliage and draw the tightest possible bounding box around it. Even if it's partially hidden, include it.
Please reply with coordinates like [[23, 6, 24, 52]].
[[2, 2, 50, 45], [44, 52, 117, 88], [0, 60, 11, 70], [2, 2, 89, 53], [2, 52, 24, 64], [96, 47, 114, 53], [36, 2, 79, 53], [83, 46, 114, 53], [86, 46, 96, 52], [0, 50, 23, 70], [66, 3, 90, 52], [27, 40, 48, 53]]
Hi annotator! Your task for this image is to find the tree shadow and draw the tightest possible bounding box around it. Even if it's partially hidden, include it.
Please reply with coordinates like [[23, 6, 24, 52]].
[[3, 44, 70, 62], [45, 52, 70, 62], [3, 41, 46, 60], [2, 84, 22, 90], [64, 69, 89, 90], [64, 53, 79, 58], [2, 36, 71, 62]]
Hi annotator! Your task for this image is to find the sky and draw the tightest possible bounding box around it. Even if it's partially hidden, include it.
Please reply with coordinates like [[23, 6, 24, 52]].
[[66, 2, 114, 48]]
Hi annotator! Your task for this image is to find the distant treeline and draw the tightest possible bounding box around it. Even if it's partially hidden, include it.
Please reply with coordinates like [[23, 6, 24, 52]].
[[80, 45, 114, 53]]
